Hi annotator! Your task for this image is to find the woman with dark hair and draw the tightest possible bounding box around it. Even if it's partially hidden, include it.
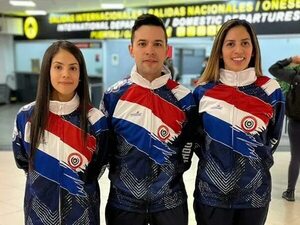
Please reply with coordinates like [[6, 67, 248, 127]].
[[269, 55, 300, 201], [12, 40, 109, 224], [193, 19, 285, 225]]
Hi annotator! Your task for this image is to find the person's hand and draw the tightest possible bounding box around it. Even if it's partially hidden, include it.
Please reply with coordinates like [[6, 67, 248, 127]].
[[291, 55, 300, 64]]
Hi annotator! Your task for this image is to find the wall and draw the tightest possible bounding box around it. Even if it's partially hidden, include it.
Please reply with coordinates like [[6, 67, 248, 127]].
[[14, 40, 103, 77], [103, 40, 134, 90], [12, 35, 300, 92], [170, 35, 300, 78], [14, 41, 48, 73], [259, 35, 300, 76], [0, 35, 14, 84]]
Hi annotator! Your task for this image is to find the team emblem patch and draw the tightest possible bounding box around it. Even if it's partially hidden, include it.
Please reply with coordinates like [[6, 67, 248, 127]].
[[157, 125, 170, 141], [241, 116, 257, 132], [67, 153, 83, 169]]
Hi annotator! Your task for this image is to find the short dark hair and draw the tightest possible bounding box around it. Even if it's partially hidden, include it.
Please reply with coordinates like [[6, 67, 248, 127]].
[[131, 13, 167, 44]]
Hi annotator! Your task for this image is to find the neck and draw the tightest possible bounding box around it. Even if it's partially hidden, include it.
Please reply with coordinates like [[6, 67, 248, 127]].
[[141, 73, 161, 82]]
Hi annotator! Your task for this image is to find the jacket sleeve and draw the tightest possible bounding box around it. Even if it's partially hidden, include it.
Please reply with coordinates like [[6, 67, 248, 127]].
[[192, 85, 207, 158], [85, 88, 121, 182], [268, 58, 299, 83], [168, 85, 199, 172], [178, 97, 199, 171], [267, 80, 286, 153], [84, 129, 111, 182], [84, 108, 111, 182], [12, 113, 29, 173]]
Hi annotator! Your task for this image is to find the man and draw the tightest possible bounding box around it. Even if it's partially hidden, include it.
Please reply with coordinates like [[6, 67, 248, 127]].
[[101, 14, 197, 225]]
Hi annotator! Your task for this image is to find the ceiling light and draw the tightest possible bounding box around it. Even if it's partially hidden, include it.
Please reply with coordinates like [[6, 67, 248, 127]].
[[100, 3, 124, 9], [9, 0, 36, 7], [25, 10, 47, 15]]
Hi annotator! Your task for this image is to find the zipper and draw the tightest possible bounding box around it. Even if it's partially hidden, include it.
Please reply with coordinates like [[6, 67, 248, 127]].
[[231, 87, 236, 148], [147, 88, 155, 216], [147, 89, 152, 213], [58, 104, 63, 225]]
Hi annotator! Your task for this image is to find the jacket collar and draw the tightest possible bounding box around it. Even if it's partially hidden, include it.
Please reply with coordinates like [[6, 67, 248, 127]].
[[130, 64, 171, 89], [219, 67, 257, 87], [49, 94, 79, 115]]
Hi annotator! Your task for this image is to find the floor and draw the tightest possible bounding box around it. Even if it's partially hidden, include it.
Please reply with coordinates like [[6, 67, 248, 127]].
[[0, 103, 299, 225]]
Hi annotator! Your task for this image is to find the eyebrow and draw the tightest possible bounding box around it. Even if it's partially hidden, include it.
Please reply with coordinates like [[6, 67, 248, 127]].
[[137, 39, 164, 43], [154, 40, 164, 44], [225, 37, 251, 42], [241, 38, 251, 41], [52, 61, 79, 65]]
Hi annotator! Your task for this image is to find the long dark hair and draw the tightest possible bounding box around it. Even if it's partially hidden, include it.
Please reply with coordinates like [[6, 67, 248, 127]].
[[29, 40, 91, 169]]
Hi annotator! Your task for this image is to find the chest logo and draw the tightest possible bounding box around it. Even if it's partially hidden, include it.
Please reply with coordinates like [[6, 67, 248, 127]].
[[241, 116, 257, 133], [67, 153, 83, 169], [157, 125, 170, 141], [130, 111, 142, 117]]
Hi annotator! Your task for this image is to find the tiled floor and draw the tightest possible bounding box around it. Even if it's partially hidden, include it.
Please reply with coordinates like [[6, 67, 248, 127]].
[[0, 103, 299, 225], [0, 151, 299, 225]]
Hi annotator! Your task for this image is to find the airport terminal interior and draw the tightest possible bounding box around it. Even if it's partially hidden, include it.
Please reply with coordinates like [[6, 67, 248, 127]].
[[1, 0, 300, 224]]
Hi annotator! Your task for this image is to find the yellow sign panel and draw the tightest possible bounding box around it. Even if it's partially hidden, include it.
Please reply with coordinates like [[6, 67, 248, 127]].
[[21, 1, 300, 40], [24, 17, 38, 39]]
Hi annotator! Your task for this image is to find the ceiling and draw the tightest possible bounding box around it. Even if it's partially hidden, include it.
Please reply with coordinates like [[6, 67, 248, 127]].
[[0, 0, 214, 16]]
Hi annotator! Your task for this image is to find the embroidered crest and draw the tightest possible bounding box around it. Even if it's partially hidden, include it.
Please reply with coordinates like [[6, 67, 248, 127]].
[[67, 153, 83, 169], [157, 125, 170, 141], [241, 116, 257, 133]]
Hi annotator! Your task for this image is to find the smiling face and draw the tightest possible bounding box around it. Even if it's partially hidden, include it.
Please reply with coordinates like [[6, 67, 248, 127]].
[[129, 25, 168, 82], [221, 25, 253, 72], [50, 48, 80, 102]]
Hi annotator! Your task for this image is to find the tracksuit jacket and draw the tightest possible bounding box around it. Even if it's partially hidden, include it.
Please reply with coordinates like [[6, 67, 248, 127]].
[[193, 68, 285, 209], [101, 65, 197, 213], [12, 94, 109, 225]]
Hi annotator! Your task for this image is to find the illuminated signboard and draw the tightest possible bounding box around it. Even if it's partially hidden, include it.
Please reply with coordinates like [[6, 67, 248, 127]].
[[16, 0, 300, 40]]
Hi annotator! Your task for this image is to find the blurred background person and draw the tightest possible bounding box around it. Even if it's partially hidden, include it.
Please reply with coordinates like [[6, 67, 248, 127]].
[[269, 55, 300, 201]]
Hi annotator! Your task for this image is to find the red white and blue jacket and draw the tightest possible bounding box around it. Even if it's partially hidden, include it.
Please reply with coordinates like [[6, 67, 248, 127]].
[[193, 68, 285, 209], [101, 65, 197, 212], [12, 94, 109, 225]]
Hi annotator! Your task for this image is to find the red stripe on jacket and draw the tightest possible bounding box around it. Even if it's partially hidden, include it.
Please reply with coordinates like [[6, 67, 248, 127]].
[[46, 112, 96, 161], [205, 84, 273, 124], [120, 84, 186, 133]]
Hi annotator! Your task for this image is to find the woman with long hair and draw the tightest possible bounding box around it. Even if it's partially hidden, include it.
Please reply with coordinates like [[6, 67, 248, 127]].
[[12, 40, 109, 224], [193, 19, 285, 225]]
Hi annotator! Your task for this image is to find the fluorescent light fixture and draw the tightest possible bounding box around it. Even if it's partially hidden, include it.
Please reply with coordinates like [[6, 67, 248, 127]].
[[25, 10, 47, 15], [9, 0, 36, 7], [101, 3, 124, 9]]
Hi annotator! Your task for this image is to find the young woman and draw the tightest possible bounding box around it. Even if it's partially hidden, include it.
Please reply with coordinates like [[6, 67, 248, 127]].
[[193, 19, 285, 225], [12, 40, 109, 224]]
